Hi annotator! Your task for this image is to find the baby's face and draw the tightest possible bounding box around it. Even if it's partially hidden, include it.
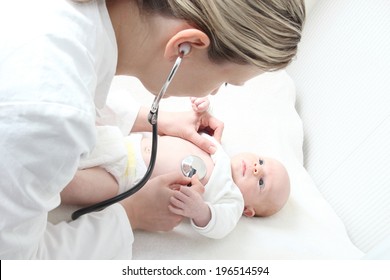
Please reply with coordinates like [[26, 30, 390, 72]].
[[230, 153, 290, 217]]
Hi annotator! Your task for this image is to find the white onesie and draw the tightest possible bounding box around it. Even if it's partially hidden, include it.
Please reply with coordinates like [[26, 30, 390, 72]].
[[192, 135, 244, 239]]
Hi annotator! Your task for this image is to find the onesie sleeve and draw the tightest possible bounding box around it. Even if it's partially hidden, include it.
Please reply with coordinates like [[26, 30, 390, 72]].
[[191, 136, 244, 239]]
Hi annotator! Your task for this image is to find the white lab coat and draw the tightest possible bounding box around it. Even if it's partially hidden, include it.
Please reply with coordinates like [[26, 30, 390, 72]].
[[0, 0, 136, 259]]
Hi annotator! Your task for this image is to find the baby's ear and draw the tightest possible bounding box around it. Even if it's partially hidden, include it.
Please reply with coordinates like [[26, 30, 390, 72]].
[[243, 206, 255, 217]]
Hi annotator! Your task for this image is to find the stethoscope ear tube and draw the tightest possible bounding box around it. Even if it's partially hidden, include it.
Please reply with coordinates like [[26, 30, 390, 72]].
[[71, 114, 159, 220]]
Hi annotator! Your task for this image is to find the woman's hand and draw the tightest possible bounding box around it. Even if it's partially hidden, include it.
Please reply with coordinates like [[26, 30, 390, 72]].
[[119, 171, 191, 232], [132, 96, 223, 154], [158, 110, 224, 154]]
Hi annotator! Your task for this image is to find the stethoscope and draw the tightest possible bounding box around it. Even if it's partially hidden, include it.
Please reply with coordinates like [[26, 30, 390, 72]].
[[72, 43, 206, 220]]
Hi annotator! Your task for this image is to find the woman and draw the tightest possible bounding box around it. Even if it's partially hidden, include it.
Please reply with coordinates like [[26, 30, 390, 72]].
[[0, 0, 305, 259]]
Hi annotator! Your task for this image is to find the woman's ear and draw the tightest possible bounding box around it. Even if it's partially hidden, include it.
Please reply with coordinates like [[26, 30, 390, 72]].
[[164, 28, 210, 59], [243, 206, 255, 217]]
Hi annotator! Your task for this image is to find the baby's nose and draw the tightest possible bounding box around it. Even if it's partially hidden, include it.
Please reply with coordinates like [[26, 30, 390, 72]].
[[253, 163, 264, 176]]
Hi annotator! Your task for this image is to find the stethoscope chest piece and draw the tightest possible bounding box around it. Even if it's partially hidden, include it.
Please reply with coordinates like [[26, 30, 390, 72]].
[[181, 155, 207, 181]]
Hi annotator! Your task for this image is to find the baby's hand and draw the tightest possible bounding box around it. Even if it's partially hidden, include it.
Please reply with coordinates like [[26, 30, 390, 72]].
[[168, 178, 211, 227], [190, 97, 210, 113], [188, 174, 205, 194]]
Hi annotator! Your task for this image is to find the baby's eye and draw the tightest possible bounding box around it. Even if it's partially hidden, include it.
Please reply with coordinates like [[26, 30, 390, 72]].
[[259, 159, 264, 165], [259, 178, 264, 189]]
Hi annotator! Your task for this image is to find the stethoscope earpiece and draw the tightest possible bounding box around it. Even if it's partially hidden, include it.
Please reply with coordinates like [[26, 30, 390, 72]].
[[179, 43, 191, 56]]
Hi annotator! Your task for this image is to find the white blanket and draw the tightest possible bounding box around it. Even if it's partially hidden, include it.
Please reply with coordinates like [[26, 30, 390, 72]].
[[111, 71, 363, 259]]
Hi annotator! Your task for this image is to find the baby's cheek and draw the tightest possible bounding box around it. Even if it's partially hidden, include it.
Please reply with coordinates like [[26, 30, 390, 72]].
[[234, 179, 245, 193]]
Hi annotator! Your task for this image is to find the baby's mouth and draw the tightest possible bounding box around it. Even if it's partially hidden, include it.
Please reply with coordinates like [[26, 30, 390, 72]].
[[242, 160, 246, 177]]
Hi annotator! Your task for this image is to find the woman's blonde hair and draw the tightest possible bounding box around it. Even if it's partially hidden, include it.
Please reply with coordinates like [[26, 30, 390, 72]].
[[74, 0, 305, 71], [138, 0, 305, 71]]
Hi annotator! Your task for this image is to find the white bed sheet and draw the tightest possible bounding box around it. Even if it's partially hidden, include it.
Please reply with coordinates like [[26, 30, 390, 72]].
[[49, 70, 364, 259], [117, 71, 364, 259]]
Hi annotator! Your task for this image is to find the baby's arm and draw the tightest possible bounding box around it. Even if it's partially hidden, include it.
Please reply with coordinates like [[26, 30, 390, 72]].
[[168, 175, 211, 227], [61, 167, 119, 205]]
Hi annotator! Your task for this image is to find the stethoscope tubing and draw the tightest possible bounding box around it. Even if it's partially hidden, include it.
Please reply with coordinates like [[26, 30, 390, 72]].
[[72, 49, 186, 220], [71, 116, 158, 220]]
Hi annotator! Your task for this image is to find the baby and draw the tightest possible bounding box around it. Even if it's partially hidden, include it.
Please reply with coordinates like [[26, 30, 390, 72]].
[[62, 100, 290, 239]]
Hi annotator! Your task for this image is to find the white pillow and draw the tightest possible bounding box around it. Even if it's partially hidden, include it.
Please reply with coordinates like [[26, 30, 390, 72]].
[[125, 71, 363, 259]]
